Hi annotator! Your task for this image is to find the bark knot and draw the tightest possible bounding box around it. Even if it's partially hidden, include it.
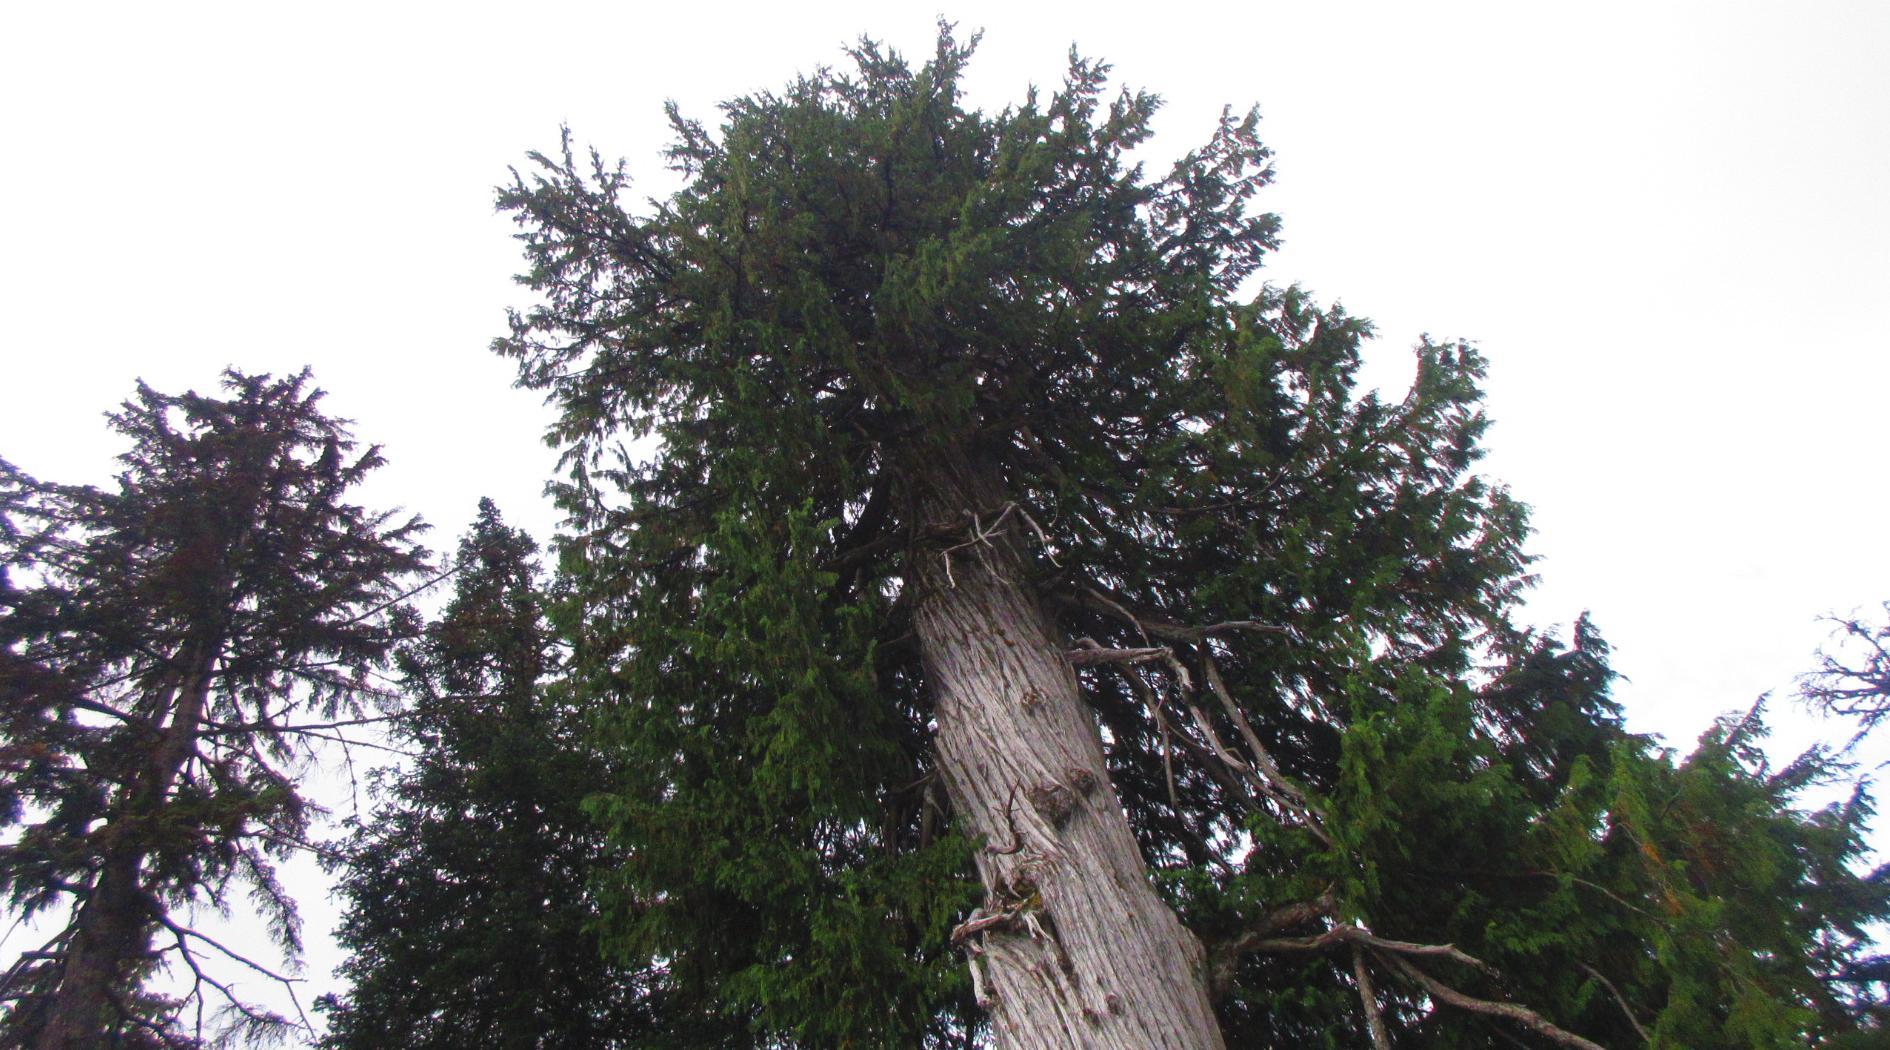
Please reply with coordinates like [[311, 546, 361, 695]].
[[1025, 781, 1078, 827]]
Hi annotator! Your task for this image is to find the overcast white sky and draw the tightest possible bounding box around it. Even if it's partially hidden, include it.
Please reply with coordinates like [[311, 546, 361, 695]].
[[4, 1, 1887, 1040]]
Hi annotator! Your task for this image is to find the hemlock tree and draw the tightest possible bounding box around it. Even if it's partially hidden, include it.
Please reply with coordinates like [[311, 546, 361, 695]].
[[319, 500, 655, 1048], [0, 371, 428, 1049], [496, 28, 1890, 1048]]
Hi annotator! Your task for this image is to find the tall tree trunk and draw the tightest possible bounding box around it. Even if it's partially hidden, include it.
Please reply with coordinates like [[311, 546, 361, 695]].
[[32, 850, 148, 1050], [909, 459, 1225, 1050], [36, 651, 215, 1050]]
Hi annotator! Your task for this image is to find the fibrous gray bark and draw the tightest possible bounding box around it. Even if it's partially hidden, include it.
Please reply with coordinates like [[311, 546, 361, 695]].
[[909, 460, 1225, 1050]]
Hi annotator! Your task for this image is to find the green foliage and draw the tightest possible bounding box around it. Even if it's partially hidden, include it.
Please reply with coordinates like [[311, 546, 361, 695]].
[[319, 500, 654, 1048], [0, 369, 427, 1046], [1209, 629, 1890, 1046], [494, 24, 1890, 1046], [575, 494, 979, 1047]]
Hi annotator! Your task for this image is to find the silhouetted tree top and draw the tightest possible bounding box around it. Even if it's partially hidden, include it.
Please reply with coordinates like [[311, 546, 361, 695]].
[[1, 369, 428, 1048]]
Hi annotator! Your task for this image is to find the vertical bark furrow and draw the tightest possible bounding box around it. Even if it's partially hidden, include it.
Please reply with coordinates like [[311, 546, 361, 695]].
[[911, 464, 1225, 1050]]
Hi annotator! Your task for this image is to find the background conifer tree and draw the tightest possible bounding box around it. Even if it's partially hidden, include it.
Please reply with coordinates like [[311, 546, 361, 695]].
[[495, 27, 1890, 1047], [319, 499, 657, 1048], [0, 370, 427, 1049]]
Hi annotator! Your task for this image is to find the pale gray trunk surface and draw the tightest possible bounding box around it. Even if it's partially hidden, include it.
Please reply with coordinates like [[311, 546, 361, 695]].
[[910, 463, 1226, 1050]]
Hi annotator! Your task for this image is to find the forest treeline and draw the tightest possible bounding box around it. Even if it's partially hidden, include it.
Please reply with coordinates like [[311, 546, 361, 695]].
[[6, 26, 1890, 1050]]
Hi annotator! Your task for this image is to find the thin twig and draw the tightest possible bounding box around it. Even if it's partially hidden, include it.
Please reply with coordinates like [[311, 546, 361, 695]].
[[986, 784, 1026, 856], [1082, 585, 1150, 645], [1200, 647, 1332, 845], [1579, 961, 1652, 1045]]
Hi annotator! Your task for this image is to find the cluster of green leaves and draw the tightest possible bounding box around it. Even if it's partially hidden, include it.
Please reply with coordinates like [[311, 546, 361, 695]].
[[0, 370, 428, 1046], [319, 499, 655, 1048], [490, 24, 1890, 1047]]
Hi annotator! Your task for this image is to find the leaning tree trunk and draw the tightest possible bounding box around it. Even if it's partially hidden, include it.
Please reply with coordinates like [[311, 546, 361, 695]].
[[908, 458, 1226, 1050], [33, 851, 149, 1050], [36, 649, 215, 1050]]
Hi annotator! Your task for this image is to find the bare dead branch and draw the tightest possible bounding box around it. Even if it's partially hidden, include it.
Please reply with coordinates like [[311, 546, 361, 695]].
[[156, 922, 305, 1040], [951, 908, 1019, 945], [1081, 585, 1151, 645], [1209, 892, 1335, 993], [1114, 661, 1191, 815], [1199, 648, 1303, 804], [1353, 944, 1393, 1050], [1381, 951, 1605, 1050], [1244, 923, 1494, 977], [154, 913, 303, 988], [331, 556, 462, 629], [1008, 502, 1060, 566], [198, 713, 399, 737], [937, 501, 1060, 586], [1142, 618, 1298, 643], [1158, 711, 1180, 813], [1179, 696, 1250, 773], [1198, 620, 1297, 638], [1198, 647, 1332, 845], [0, 927, 75, 1004], [1579, 961, 1652, 1045], [1065, 642, 1174, 667]]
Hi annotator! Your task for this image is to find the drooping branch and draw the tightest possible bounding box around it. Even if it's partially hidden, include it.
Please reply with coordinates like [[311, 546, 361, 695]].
[[1378, 951, 1605, 1050], [153, 912, 314, 1040], [1057, 580, 1317, 819], [1215, 908, 1607, 1050], [1578, 961, 1652, 1046]]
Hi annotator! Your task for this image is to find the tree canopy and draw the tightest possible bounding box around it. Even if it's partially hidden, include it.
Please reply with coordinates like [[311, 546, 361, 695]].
[[0, 370, 427, 1048], [318, 499, 654, 1048], [492, 25, 1890, 1048], [1, 26, 1885, 1050]]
